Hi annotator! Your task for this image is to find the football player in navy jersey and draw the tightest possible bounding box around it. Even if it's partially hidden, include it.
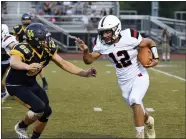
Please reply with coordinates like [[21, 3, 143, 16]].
[[6, 23, 96, 139], [12, 13, 49, 90]]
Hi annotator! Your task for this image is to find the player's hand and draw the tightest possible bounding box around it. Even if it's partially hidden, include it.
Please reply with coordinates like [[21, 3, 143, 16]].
[[86, 68, 97, 77], [26, 63, 43, 71], [144, 59, 158, 68], [75, 38, 88, 52]]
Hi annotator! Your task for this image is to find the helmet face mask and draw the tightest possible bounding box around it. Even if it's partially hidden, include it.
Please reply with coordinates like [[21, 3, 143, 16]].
[[22, 19, 32, 26], [98, 15, 121, 45], [98, 29, 113, 45], [21, 13, 32, 26]]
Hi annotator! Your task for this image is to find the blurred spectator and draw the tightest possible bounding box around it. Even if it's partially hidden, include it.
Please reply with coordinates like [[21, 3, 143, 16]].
[[66, 7, 73, 15], [161, 28, 171, 61], [82, 15, 89, 29], [35, 2, 45, 15], [100, 8, 107, 16], [109, 8, 113, 15], [43, 1, 53, 15], [75, 2, 84, 15], [53, 2, 63, 15], [2, 2, 7, 14], [63, 1, 72, 14]]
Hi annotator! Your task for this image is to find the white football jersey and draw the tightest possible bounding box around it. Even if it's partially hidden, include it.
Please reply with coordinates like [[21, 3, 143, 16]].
[[93, 28, 147, 80], [2, 34, 18, 55]]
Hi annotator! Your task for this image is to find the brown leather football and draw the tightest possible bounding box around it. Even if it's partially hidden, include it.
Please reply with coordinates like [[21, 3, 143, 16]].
[[137, 47, 152, 66]]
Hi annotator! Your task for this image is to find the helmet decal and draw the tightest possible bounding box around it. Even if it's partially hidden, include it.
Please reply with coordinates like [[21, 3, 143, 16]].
[[27, 30, 34, 40], [101, 16, 107, 27]]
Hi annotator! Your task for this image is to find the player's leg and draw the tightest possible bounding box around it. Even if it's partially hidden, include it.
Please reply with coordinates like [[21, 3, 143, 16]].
[[162, 43, 166, 61], [118, 79, 133, 106], [167, 44, 171, 61], [39, 69, 48, 90], [6, 84, 46, 138], [29, 82, 52, 139], [129, 72, 155, 138]]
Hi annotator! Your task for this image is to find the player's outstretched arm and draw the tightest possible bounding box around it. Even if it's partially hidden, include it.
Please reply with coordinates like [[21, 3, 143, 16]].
[[52, 53, 97, 77], [10, 55, 42, 70], [139, 38, 159, 68], [75, 38, 101, 64]]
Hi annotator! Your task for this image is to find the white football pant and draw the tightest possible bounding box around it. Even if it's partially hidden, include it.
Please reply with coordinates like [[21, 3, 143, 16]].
[[118, 70, 149, 106]]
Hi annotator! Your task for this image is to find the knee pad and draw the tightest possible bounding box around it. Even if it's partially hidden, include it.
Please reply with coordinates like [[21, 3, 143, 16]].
[[27, 110, 44, 121], [38, 106, 52, 122]]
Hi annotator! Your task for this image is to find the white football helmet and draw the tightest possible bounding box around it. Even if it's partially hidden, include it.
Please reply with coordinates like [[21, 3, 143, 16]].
[[98, 15, 121, 45], [2, 24, 9, 40]]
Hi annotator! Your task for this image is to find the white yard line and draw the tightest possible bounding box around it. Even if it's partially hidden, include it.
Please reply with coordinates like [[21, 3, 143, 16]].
[[150, 68, 186, 82], [93, 107, 102, 112], [146, 108, 155, 112], [1, 107, 12, 109]]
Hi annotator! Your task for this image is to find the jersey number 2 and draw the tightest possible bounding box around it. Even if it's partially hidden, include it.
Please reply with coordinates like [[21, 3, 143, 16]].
[[108, 50, 132, 68]]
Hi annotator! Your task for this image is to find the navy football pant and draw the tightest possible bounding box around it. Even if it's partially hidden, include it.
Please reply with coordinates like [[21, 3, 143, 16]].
[[1, 63, 10, 80], [6, 81, 49, 113]]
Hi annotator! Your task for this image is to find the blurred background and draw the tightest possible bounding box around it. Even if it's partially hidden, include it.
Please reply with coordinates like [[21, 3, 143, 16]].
[[2, 1, 186, 54], [1, 2, 185, 138]]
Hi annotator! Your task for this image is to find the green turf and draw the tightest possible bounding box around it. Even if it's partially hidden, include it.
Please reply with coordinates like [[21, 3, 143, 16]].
[[2, 60, 185, 138], [154, 60, 185, 78]]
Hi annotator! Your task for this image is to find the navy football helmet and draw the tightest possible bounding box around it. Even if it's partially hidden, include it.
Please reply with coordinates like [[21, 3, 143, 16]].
[[21, 13, 32, 26], [25, 23, 51, 52]]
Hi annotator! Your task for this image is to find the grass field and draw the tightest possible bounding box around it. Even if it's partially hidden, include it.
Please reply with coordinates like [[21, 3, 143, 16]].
[[2, 59, 185, 138]]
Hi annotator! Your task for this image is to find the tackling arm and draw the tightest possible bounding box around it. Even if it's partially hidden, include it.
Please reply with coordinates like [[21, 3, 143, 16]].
[[83, 49, 102, 64], [52, 53, 96, 77], [75, 38, 102, 64]]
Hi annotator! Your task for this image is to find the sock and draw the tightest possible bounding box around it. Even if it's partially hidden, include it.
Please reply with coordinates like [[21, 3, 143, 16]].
[[42, 77, 47, 85], [18, 120, 28, 128], [136, 126, 144, 133], [162, 53, 166, 60], [167, 52, 170, 60], [136, 126, 144, 137], [30, 131, 41, 139]]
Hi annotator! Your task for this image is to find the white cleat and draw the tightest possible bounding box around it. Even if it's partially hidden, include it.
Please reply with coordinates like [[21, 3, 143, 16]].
[[136, 131, 144, 138], [2, 91, 9, 103], [14, 121, 28, 139], [146, 116, 156, 138]]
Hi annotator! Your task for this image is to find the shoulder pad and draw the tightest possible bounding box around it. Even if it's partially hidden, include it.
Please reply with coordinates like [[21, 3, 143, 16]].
[[13, 25, 22, 34], [48, 40, 58, 56], [10, 43, 32, 61]]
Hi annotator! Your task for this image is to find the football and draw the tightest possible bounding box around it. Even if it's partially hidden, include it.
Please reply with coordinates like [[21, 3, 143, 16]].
[[137, 47, 152, 66]]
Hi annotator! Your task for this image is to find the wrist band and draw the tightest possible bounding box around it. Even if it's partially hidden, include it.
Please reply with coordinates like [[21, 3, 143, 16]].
[[151, 46, 159, 59]]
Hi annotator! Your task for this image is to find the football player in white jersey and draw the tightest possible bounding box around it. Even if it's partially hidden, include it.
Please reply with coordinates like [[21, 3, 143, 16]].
[[1, 24, 18, 101], [75, 15, 159, 138]]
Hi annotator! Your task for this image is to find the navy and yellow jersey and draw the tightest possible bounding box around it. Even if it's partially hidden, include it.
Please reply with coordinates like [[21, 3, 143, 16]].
[[6, 41, 58, 85], [12, 24, 26, 43]]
